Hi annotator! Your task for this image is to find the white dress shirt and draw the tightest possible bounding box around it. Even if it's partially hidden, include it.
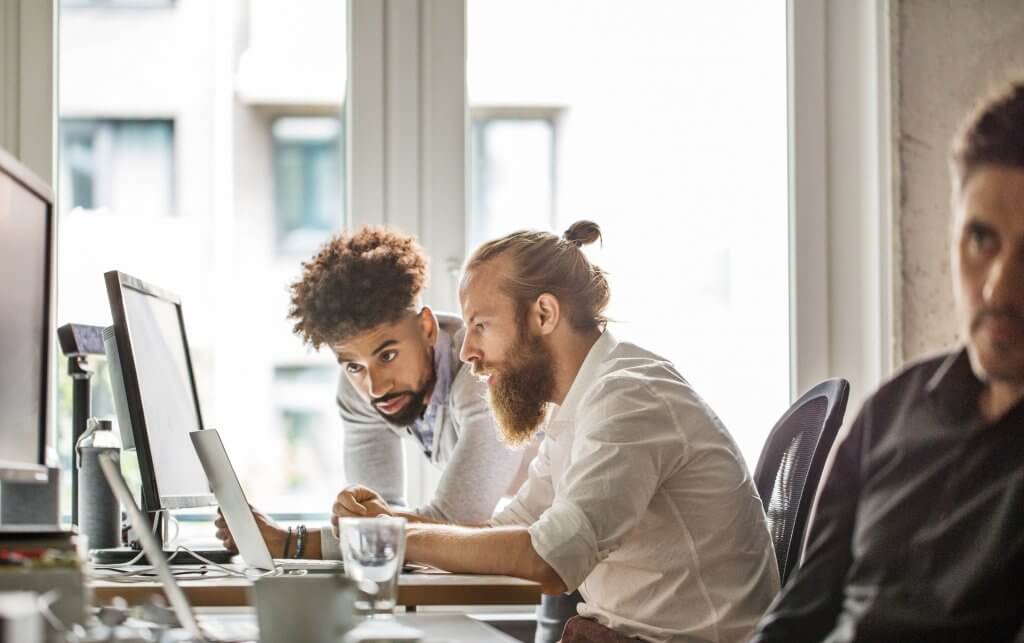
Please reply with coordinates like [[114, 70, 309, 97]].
[[490, 331, 780, 643]]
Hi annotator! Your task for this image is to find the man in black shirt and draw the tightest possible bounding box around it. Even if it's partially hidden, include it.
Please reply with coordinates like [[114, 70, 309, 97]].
[[751, 82, 1024, 642]]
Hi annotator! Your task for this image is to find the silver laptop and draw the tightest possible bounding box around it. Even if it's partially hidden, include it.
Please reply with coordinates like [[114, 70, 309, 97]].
[[98, 452, 259, 643], [190, 429, 344, 573]]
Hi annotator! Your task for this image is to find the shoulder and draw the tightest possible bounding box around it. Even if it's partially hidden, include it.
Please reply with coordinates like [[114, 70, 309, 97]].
[[589, 341, 695, 404], [448, 360, 490, 418], [861, 350, 953, 413], [579, 346, 712, 439], [435, 311, 465, 339]]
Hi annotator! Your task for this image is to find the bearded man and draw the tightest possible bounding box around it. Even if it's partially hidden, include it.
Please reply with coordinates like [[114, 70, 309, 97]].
[[214, 226, 530, 560], [337, 221, 780, 643]]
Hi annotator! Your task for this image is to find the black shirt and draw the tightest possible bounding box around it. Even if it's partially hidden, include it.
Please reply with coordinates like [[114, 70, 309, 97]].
[[751, 350, 1024, 643]]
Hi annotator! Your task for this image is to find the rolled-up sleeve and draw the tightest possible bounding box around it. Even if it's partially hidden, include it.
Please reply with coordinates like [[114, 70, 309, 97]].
[[527, 377, 687, 591]]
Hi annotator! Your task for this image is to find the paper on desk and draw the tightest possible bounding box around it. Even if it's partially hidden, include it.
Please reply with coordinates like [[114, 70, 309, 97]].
[[343, 618, 423, 642]]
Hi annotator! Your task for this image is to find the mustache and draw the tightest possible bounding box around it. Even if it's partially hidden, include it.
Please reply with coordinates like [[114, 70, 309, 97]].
[[971, 307, 1024, 331], [371, 391, 410, 405]]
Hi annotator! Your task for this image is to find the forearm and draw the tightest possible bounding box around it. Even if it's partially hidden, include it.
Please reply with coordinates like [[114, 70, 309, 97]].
[[406, 524, 566, 594], [390, 509, 446, 525], [304, 529, 323, 559]]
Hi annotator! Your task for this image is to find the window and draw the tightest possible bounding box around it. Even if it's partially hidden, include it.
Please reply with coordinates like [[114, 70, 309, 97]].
[[57, 2, 345, 523], [264, 365, 343, 515], [58, 118, 175, 217], [470, 109, 558, 249], [273, 116, 344, 256], [468, 0, 790, 467]]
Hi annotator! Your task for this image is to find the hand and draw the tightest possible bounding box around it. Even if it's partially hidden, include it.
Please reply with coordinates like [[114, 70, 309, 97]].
[[214, 505, 289, 557], [331, 485, 393, 532]]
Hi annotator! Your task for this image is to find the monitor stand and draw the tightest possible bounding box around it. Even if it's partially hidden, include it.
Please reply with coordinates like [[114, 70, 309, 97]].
[[91, 546, 235, 566], [92, 510, 234, 566]]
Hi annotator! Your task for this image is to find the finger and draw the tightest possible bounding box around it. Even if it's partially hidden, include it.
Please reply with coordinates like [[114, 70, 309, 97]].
[[214, 515, 226, 529], [365, 499, 391, 516], [338, 492, 368, 515], [333, 500, 365, 518]]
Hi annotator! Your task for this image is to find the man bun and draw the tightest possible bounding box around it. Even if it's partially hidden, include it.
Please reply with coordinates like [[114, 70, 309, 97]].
[[563, 220, 603, 248]]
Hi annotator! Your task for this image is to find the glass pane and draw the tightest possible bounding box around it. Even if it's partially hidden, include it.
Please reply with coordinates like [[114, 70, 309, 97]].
[[57, 1, 347, 521], [468, 0, 790, 466], [273, 116, 344, 256], [470, 117, 554, 249], [58, 119, 174, 217]]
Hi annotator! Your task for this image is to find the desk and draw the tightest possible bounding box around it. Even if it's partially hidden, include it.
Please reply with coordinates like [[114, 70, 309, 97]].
[[92, 571, 542, 608]]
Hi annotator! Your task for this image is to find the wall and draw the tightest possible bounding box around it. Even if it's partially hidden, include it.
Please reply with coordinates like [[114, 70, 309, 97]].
[[896, 0, 1024, 365]]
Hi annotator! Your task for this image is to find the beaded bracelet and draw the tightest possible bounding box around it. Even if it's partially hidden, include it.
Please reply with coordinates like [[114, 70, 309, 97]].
[[295, 524, 308, 559]]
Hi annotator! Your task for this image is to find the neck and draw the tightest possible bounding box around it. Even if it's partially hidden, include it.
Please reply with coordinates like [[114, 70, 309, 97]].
[[979, 379, 1024, 423], [549, 326, 603, 405]]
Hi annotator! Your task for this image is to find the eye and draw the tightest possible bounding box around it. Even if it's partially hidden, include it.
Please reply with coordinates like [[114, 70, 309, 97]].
[[344, 363, 364, 374], [966, 222, 998, 255], [380, 350, 398, 363], [475, 322, 486, 332]]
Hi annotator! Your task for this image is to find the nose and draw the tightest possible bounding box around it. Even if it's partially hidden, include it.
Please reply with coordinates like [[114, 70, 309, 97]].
[[367, 367, 394, 399], [982, 252, 1022, 307], [460, 333, 480, 365]]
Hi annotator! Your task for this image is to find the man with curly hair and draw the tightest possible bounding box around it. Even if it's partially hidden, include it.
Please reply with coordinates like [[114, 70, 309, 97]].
[[213, 225, 530, 561]]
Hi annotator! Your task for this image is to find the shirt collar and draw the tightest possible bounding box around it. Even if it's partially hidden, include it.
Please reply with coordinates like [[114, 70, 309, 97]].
[[925, 347, 985, 423], [549, 329, 619, 426]]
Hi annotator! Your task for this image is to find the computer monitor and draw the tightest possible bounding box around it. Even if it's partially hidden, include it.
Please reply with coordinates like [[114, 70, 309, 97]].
[[103, 270, 215, 511], [0, 148, 53, 484]]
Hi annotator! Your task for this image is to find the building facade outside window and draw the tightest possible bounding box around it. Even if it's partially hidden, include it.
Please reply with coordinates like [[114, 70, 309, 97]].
[[59, 118, 175, 217], [272, 116, 344, 257]]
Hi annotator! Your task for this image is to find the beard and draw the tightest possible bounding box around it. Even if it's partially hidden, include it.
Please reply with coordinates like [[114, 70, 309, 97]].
[[373, 358, 437, 428], [486, 329, 555, 447]]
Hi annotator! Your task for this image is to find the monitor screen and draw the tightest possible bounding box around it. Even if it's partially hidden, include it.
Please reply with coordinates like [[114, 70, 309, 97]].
[[106, 272, 213, 509], [0, 152, 52, 483]]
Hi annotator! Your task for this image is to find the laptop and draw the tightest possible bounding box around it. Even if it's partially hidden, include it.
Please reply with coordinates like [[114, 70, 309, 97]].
[[97, 452, 259, 643], [190, 429, 344, 574]]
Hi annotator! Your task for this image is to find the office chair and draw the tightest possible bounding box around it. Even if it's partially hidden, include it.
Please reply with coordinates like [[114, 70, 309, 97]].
[[753, 378, 849, 585]]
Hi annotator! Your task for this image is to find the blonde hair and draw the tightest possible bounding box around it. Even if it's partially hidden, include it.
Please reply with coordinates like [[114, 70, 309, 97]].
[[465, 220, 610, 330]]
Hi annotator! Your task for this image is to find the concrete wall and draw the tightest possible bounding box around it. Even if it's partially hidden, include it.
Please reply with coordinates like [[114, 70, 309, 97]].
[[895, 0, 1024, 365]]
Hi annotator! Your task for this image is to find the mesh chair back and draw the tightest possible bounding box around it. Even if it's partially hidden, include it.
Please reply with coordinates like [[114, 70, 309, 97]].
[[753, 378, 849, 585]]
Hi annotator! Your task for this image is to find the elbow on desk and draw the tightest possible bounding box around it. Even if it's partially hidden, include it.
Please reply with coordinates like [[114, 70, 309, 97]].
[[531, 560, 568, 595]]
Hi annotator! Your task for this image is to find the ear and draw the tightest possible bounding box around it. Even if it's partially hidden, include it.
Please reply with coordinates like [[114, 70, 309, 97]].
[[533, 294, 561, 336], [418, 307, 439, 345]]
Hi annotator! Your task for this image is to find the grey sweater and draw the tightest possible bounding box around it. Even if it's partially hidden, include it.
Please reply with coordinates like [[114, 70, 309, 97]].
[[320, 313, 530, 559]]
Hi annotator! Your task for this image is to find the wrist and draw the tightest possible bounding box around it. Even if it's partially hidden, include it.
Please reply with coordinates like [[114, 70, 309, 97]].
[[281, 526, 294, 558], [305, 529, 323, 559]]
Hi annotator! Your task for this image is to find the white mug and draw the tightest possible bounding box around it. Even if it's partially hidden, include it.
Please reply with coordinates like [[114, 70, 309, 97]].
[[252, 574, 357, 643]]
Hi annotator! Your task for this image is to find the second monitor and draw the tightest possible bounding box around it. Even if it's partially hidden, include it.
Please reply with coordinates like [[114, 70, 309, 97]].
[[102, 270, 229, 563]]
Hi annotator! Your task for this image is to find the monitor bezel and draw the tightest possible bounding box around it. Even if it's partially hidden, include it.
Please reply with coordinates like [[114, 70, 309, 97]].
[[0, 147, 53, 484], [103, 270, 214, 511]]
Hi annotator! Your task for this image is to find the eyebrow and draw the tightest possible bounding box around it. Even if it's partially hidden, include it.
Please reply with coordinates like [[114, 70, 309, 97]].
[[371, 339, 400, 356], [335, 338, 400, 363]]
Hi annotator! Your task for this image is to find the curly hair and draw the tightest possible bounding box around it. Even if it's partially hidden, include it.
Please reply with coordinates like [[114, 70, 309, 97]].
[[289, 226, 429, 349]]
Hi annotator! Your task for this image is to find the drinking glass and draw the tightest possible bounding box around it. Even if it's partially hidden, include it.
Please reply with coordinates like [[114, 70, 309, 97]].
[[339, 517, 406, 617]]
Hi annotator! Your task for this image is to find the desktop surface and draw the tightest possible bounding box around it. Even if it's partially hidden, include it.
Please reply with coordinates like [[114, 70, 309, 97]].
[[92, 569, 543, 608]]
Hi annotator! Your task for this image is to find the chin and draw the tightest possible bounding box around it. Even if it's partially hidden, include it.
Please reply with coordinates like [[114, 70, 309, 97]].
[[970, 344, 1024, 384]]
